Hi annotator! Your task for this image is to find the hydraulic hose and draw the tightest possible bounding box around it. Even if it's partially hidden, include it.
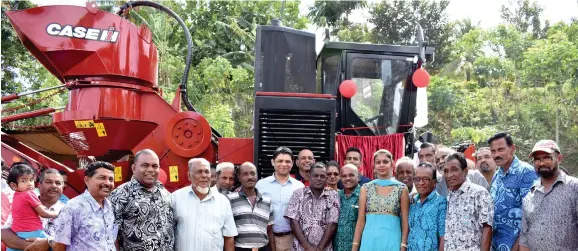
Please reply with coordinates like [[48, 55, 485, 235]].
[[117, 1, 222, 139], [117, 1, 195, 112]]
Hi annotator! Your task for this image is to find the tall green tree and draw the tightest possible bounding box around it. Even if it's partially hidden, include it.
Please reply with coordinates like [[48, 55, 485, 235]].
[[308, 0, 366, 35], [500, 0, 547, 38], [521, 22, 578, 87], [1, 0, 36, 96], [441, 28, 488, 81], [369, 0, 453, 70]]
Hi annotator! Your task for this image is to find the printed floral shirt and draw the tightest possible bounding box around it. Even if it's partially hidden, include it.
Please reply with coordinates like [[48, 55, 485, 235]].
[[53, 190, 118, 251], [445, 180, 494, 251], [284, 187, 340, 251], [108, 178, 174, 251], [408, 191, 446, 251], [489, 156, 538, 251], [334, 185, 360, 251]]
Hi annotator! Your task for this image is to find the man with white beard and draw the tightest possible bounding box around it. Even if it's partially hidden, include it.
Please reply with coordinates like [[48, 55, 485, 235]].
[[171, 158, 238, 251]]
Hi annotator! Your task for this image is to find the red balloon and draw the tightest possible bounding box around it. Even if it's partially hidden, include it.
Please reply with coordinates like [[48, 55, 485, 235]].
[[412, 68, 430, 88], [339, 80, 357, 98], [158, 168, 168, 184]]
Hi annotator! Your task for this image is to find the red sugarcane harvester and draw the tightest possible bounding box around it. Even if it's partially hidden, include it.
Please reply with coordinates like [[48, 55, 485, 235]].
[[1, 1, 434, 197]]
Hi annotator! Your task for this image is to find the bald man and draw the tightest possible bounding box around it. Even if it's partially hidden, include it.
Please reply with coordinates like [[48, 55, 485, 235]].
[[294, 149, 315, 187], [334, 164, 361, 251], [109, 149, 174, 251]]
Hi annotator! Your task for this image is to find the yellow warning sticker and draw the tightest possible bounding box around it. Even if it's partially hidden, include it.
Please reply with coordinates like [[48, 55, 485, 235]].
[[74, 120, 95, 128], [169, 166, 179, 182], [94, 123, 107, 137], [114, 166, 122, 182]]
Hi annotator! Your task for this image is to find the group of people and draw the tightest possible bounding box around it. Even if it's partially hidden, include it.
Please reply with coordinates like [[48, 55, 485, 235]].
[[0, 132, 576, 251]]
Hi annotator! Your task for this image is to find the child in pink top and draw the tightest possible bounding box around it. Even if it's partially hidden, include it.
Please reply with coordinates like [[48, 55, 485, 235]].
[[6, 163, 58, 251]]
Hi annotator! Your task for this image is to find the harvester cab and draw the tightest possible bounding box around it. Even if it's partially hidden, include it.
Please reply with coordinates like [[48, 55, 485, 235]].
[[252, 21, 434, 177]]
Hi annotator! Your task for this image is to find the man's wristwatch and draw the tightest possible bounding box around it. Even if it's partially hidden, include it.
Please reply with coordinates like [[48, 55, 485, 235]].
[[47, 236, 55, 246], [401, 243, 408, 248]]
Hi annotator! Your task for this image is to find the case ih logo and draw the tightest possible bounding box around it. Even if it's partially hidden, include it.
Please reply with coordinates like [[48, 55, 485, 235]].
[[46, 23, 119, 43]]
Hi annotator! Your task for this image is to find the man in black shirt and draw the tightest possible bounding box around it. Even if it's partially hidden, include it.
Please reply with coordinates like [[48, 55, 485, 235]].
[[337, 147, 372, 189]]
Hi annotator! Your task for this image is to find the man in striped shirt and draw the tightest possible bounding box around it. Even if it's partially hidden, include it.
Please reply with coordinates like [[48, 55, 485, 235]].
[[227, 162, 274, 251]]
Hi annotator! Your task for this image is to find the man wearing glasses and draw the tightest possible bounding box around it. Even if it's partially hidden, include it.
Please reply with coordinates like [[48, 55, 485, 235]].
[[520, 140, 578, 251], [488, 132, 538, 251], [408, 162, 447, 251]]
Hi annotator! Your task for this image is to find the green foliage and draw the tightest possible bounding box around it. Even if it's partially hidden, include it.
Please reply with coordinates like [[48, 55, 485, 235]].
[[369, 0, 453, 70], [521, 22, 578, 87], [308, 0, 366, 35], [190, 57, 252, 138], [451, 127, 499, 144], [487, 24, 537, 83], [441, 28, 488, 81], [336, 23, 372, 42], [426, 18, 578, 174], [500, 0, 545, 38], [1, 0, 38, 95]]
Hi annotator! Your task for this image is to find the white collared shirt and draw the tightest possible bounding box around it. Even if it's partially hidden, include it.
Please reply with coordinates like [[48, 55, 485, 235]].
[[255, 174, 304, 233], [171, 186, 238, 251]]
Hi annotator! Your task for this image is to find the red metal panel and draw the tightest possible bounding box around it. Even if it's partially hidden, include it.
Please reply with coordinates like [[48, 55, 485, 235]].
[[61, 84, 151, 122], [1, 135, 74, 173], [464, 144, 477, 162], [1, 94, 18, 103], [63, 168, 85, 199], [6, 5, 158, 86], [1, 108, 55, 123], [1, 143, 42, 170], [52, 117, 158, 158], [217, 138, 254, 164], [158, 150, 191, 192]]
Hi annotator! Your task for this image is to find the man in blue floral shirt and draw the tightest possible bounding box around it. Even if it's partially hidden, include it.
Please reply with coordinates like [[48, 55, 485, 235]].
[[408, 162, 446, 251], [488, 132, 538, 251], [53, 161, 118, 251]]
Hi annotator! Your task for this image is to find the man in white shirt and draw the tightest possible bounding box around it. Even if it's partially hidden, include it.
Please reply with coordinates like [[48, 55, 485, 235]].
[[255, 147, 304, 251], [171, 158, 238, 251]]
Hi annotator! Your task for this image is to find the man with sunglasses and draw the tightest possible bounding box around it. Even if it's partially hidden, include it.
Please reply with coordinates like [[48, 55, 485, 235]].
[[519, 140, 578, 251], [408, 162, 447, 251]]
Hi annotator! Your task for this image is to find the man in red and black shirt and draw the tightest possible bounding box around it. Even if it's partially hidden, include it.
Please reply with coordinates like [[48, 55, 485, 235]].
[[293, 149, 315, 187]]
